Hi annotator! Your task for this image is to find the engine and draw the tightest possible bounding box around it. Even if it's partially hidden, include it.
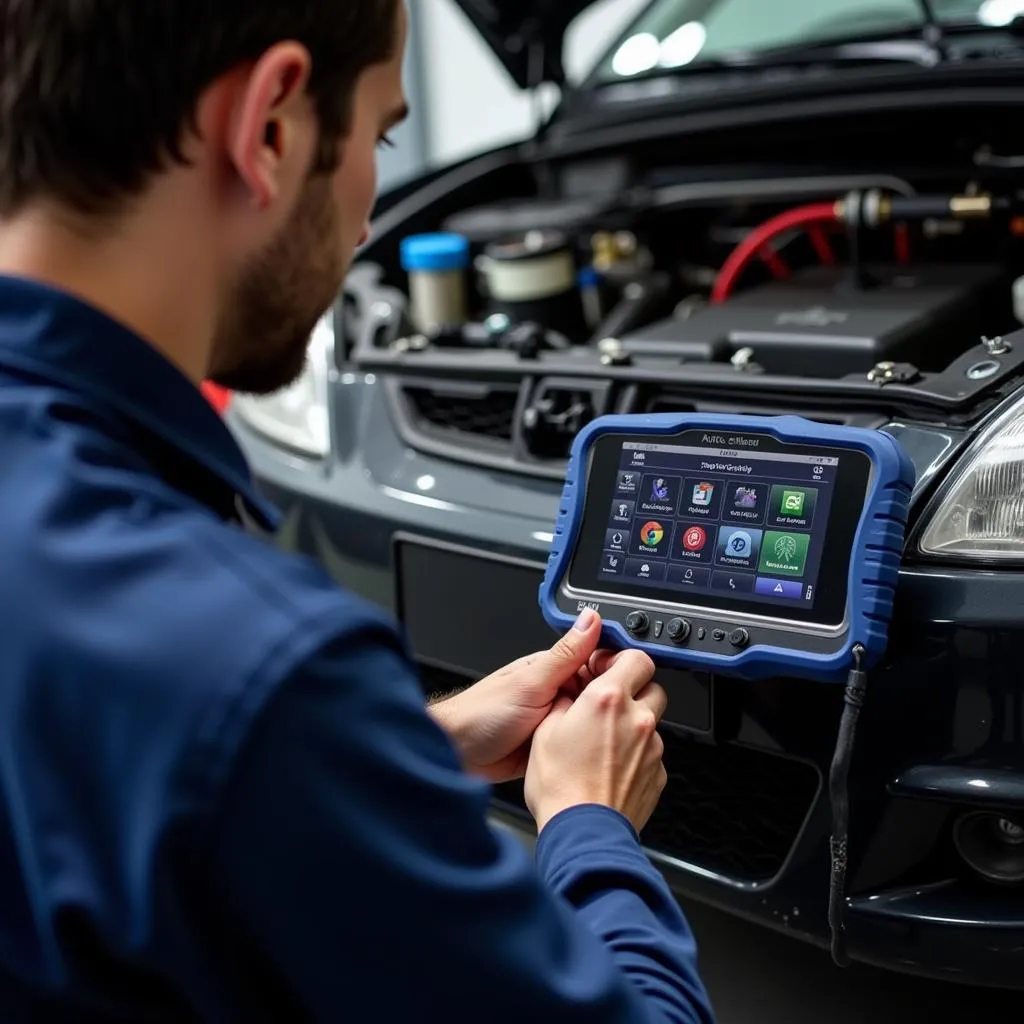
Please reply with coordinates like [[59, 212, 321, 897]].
[[344, 143, 1024, 471], [355, 183, 1020, 376]]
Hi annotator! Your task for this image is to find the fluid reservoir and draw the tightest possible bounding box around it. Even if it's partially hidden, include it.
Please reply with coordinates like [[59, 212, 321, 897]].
[[400, 232, 470, 332], [478, 230, 583, 339]]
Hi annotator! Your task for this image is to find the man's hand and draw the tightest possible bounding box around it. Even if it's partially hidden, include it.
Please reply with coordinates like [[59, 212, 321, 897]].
[[428, 609, 605, 783], [525, 648, 667, 834]]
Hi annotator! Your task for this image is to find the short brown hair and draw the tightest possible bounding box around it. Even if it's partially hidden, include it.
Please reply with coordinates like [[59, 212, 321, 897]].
[[0, 0, 400, 217]]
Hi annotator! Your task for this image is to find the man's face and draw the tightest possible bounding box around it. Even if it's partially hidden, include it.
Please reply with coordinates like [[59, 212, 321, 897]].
[[210, 7, 408, 395]]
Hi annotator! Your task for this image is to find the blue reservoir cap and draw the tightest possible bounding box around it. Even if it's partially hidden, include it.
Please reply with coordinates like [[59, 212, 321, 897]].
[[400, 233, 470, 273], [578, 266, 602, 288]]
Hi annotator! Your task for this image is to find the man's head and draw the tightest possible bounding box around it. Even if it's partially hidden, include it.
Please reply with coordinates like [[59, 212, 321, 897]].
[[0, 1, 408, 393]]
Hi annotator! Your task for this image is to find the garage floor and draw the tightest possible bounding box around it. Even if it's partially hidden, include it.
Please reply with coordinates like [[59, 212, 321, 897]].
[[683, 900, 1019, 1022]]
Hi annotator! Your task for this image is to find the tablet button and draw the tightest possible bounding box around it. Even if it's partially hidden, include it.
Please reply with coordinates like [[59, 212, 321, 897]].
[[667, 618, 691, 644], [626, 610, 650, 636], [729, 627, 751, 649]]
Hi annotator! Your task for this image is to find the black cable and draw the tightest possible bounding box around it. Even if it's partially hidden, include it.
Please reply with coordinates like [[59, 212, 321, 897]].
[[827, 643, 867, 968]]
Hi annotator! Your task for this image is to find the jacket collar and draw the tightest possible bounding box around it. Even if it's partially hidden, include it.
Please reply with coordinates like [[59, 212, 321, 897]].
[[0, 274, 282, 531]]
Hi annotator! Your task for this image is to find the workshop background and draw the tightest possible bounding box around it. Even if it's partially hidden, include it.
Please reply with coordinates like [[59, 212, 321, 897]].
[[385, 3, 1023, 1021]]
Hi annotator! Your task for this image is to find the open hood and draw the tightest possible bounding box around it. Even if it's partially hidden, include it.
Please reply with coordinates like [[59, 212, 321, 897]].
[[451, 0, 602, 87]]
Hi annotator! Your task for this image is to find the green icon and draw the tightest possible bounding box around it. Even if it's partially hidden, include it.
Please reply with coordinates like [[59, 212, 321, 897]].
[[779, 489, 806, 517], [759, 531, 809, 576]]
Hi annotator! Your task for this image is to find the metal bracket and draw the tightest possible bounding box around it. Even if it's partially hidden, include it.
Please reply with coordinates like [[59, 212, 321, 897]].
[[867, 361, 921, 385]]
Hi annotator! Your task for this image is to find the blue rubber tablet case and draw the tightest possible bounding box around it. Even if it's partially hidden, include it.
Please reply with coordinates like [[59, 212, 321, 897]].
[[538, 414, 915, 683]]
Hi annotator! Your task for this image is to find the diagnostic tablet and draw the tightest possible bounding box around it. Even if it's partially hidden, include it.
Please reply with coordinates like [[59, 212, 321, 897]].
[[539, 414, 914, 682]]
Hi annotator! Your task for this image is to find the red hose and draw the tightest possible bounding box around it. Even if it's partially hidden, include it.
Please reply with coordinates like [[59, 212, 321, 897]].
[[807, 224, 836, 266], [712, 202, 840, 304], [756, 243, 791, 280]]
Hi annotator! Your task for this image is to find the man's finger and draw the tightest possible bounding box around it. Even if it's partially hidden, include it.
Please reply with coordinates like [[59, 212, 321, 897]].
[[587, 648, 628, 679], [550, 693, 574, 716], [635, 681, 669, 723], [594, 648, 656, 698], [532, 609, 602, 685], [535, 692, 574, 737]]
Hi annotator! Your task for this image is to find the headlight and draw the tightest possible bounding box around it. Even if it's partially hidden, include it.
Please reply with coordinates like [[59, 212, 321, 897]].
[[231, 313, 334, 458], [918, 389, 1024, 561]]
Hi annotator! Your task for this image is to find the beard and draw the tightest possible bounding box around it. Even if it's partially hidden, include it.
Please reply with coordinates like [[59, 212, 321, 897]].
[[209, 171, 344, 396]]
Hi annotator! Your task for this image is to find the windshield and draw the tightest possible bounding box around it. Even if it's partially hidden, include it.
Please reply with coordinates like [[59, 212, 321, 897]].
[[593, 0, 1014, 81]]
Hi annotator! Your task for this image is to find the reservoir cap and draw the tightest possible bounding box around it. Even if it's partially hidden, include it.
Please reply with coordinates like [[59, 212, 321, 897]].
[[400, 233, 470, 273]]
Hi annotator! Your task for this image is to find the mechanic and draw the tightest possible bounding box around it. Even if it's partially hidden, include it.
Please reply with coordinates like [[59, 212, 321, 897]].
[[0, 2, 713, 1022]]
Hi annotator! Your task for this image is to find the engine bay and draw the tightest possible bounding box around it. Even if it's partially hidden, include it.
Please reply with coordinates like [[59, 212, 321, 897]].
[[345, 106, 1024, 472]]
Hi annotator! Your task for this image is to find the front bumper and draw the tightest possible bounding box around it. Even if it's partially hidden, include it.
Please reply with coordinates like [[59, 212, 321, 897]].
[[232, 383, 1024, 989]]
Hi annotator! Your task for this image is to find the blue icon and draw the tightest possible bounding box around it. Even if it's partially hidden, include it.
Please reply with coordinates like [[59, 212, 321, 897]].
[[755, 577, 803, 600], [651, 478, 669, 501], [726, 530, 753, 558], [717, 527, 763, 565]]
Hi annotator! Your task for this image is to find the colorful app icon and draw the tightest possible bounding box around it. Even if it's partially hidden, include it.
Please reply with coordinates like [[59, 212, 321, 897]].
[[691, 482, 714, 506], [779, 489, 806, 516], [640, 521, 665, 548], [716, 527, 764, 565], [725, 530, 753, 558], [651, 478, 670, 502], [734, 486, 759, 509], [759, 531, 810, 576], [683, 525, 707, 552]]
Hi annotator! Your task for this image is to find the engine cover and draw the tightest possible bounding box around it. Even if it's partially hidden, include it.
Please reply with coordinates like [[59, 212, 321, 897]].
[[621, 264, 1004, 377]]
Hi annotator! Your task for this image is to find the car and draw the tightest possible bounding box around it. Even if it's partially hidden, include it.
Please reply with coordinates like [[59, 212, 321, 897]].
[[222, 0, 1024, 990]]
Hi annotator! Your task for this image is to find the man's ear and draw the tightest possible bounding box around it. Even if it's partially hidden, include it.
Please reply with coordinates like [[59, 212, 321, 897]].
[[224, 42, 315, 211]]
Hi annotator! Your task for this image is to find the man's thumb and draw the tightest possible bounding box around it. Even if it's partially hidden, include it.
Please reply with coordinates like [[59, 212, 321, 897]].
[[541, 608, 602, 681]]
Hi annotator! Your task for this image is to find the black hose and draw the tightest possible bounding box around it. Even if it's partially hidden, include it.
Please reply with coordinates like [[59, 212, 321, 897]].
[[827, 643, 867, 968]]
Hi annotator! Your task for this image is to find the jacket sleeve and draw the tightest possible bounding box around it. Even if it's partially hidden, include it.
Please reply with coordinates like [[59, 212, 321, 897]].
[[207, 623, 714, 1024]]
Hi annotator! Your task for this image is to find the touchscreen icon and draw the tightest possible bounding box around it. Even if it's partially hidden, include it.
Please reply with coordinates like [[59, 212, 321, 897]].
[[691, 482, 714, 506], [651, 478, 670, 501], [780, 489, 806, 516], [759, 531, 809, 576], [726, 530, 753, 558], [683, 525, 707, 552], [774, 534, 798, 562], [734, 486, 759, 509], [640, 521, 665, 548]]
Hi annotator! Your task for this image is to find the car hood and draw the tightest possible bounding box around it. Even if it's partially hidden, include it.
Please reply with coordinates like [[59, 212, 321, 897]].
[[450, 0, 602, 86]]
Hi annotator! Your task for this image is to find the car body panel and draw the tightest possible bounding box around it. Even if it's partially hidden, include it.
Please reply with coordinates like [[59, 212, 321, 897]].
[[448, 0, 605, 86], [233, 374, 1024, 986]]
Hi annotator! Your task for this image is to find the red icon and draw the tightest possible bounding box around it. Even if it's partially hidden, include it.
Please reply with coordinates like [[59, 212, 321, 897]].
[[683, 525, 707, 552]]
